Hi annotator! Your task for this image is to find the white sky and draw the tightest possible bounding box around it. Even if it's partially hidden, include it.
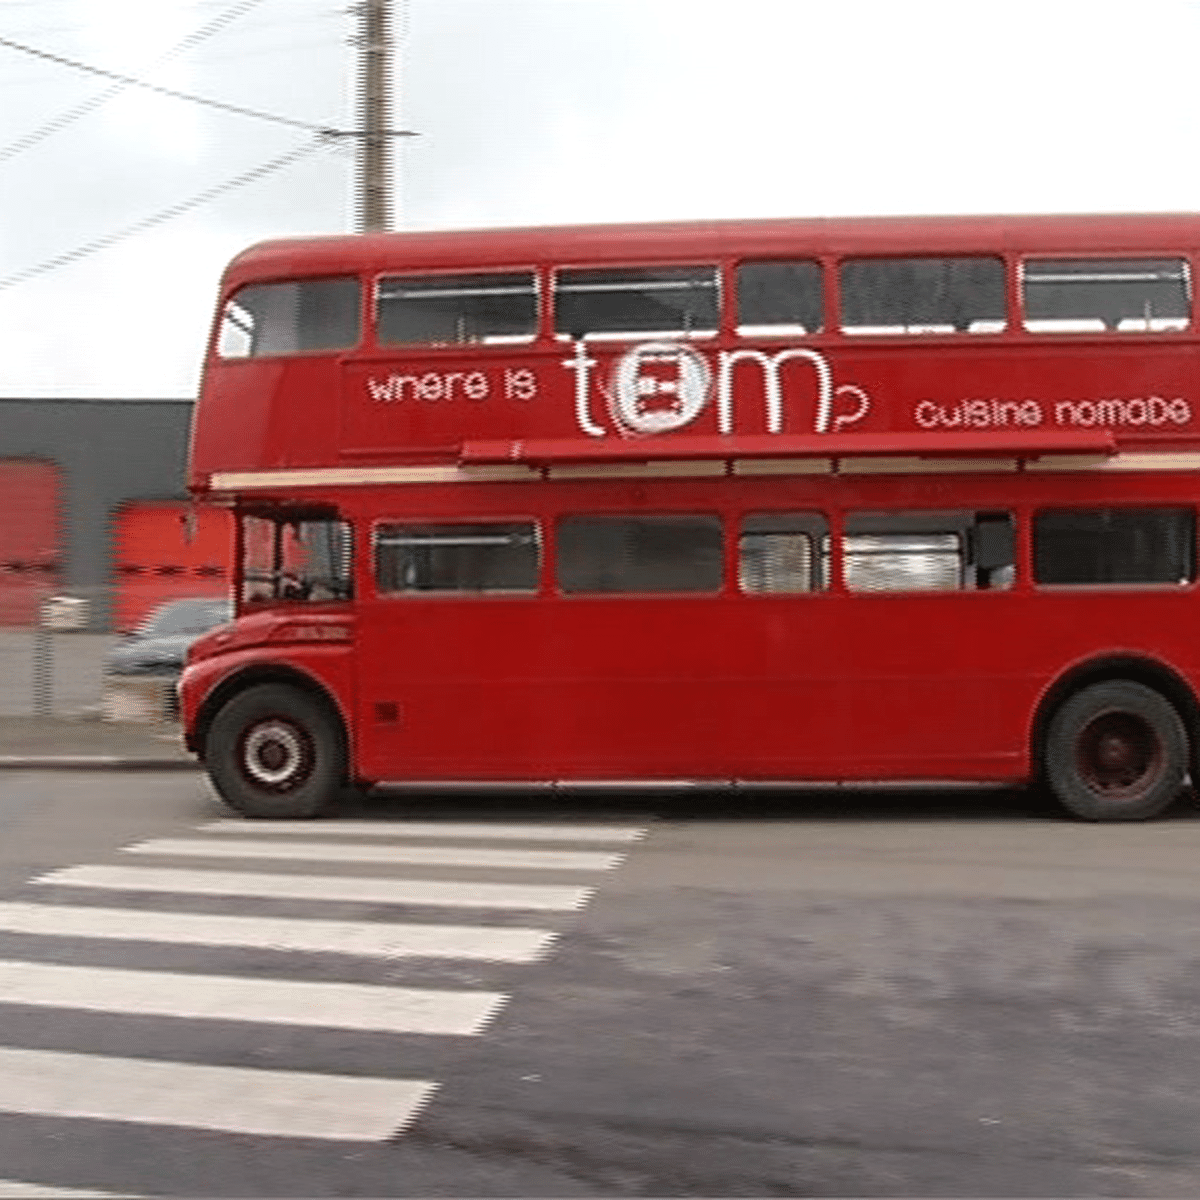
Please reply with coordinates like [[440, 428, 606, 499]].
[[0, 0, 1197, 398]]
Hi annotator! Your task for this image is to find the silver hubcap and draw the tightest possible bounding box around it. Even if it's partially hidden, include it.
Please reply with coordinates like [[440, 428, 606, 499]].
[[242, 720, 304, 786]]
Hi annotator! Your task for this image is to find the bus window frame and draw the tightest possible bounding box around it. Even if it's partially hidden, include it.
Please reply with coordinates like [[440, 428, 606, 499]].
[[211, 274, 366, 362], [833, 253, 1011, 339], [1017, 252, 1195, 337], [235, 504, 354, 609], [551, 261, 723, 344], [370, 515, 547, 599], [731, 258, 827, 340], [371, 266, 545, 351], [1030, 503, 1199, 590], [552, 509, 727, 598]]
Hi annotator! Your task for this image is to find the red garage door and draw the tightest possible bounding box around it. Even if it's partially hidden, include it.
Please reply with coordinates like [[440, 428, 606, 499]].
[[0, 460, 60, 625], [112, 502, 233, 631]]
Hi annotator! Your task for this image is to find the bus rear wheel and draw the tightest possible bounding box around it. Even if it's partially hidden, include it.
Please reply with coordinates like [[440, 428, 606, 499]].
[[1044, 680, 1188, 821], [206, 683, 345, 819]]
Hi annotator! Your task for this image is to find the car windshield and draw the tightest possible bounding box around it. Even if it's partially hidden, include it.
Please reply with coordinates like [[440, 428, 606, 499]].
[[139, 600, 232, 637]]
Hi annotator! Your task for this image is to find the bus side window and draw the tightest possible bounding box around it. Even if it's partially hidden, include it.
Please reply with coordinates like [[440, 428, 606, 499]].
[[376, 272, 538, 346], [556, 515, 723, 594], [972, 515, 1016, 589], [842, 511, 1015, 592], [1022, 258, 1191, 333], [554, 266, 720, 341], [736, 262, 823, 337], [375, 522, 540, 594], [739, 513, 829, 592], [839, 257, 1007, 336], [217, 278, 361, 358], [1034, 507, 1195, 585]]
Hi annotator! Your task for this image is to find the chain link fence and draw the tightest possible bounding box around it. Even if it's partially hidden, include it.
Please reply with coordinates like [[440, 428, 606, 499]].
[[0, 583, 175, 722]]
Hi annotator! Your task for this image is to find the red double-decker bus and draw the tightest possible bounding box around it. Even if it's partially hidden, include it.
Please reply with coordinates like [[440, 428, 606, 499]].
[[181, 213, 1200, 821]]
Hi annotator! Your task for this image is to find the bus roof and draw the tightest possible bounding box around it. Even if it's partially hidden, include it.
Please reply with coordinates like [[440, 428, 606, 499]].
[[221, 213, 1200, 288]]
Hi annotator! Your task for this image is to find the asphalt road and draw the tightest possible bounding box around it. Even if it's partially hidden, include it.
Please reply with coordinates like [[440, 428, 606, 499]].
[[0, 775, 1198, 1196]]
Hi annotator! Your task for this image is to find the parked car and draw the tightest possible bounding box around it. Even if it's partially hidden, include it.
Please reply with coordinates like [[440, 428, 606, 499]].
[[105, 597, 233, 679]]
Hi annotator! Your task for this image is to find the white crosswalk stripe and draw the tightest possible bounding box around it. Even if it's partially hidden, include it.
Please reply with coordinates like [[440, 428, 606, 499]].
[[0, 1046, 436, 1141], [0, 958, 506, 1034], [0, 1181, 134, 1197], [198, 818, 648, 842], [0, 901, 554, 962], [0, 814, 650, 1167], [35, 864, 595, 909], [124, 836, 625, 871]]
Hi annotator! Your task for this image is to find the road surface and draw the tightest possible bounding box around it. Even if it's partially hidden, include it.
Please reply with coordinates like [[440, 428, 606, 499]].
[[0, 773, 1197, 1196]]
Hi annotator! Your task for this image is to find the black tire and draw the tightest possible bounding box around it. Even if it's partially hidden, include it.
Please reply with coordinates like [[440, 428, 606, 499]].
[[206, 683, 345, 819], [1044, 680, 1188, 821], [340, 781, 376, 806]]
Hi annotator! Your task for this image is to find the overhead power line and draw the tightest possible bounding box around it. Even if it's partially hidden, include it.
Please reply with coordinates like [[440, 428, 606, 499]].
[[0, 0, 269, 164], [0, 35, 343, 135], [0, 135, 332, 292]]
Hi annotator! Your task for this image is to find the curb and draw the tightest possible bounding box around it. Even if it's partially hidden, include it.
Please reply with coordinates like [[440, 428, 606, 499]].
[[0, 757, 200, 771]]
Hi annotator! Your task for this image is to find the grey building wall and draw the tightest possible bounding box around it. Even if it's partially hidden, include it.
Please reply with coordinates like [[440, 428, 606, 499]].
[[0, 398, 194, 629]]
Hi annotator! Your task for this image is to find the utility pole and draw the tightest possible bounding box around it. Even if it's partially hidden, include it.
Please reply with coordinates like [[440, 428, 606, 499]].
[[356, 0, 392, 232]]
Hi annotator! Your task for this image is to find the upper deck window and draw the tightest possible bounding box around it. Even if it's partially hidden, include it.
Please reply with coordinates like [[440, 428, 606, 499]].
[[839, 257, 1007, 335], [1022, 258, 1190, 332], [554, 266, 720, 340], [736, 261, 823, 336], [217, 278, 360, 358], [376, 271, 538, 346]]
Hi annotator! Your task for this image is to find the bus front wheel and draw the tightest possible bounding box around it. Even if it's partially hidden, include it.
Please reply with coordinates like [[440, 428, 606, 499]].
[[206, 683, 345, 819], [1044, 680, 1188, 821]]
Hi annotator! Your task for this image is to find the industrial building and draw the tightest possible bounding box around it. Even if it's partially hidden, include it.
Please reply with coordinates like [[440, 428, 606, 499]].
[[0, 398, 231, 631]]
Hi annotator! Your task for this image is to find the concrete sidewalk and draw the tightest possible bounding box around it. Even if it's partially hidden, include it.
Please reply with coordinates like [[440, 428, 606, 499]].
[[0, 717, 198, 770]]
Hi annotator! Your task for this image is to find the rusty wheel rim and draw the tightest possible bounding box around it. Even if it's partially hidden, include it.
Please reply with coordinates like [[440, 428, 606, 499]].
[[1075, 710, 1163, 799]]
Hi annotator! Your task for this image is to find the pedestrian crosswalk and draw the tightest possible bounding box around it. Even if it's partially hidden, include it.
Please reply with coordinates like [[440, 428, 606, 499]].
[[0, 810, 650, 1191]]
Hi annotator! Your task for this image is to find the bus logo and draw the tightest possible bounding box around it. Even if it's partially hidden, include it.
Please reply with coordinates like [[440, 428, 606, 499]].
[[609, 342, 712, 435], [565, 339, 874, 439]]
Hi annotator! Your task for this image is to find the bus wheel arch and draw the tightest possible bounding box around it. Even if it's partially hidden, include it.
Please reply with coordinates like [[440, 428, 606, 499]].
[[196, 669, 354, 819], [1033, 658, 1197, 821]]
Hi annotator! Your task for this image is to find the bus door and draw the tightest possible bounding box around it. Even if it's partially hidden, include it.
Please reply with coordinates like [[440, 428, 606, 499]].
[[831, 509, 1026, 779], [535, 512, 746, 780], [357, 518, 549, 780]]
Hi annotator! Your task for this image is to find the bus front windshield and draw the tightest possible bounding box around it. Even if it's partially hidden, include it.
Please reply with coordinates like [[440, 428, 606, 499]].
[[240, 511, 354, 605]]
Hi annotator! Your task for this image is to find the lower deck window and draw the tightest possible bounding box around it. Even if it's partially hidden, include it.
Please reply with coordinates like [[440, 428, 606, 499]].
[[556, 515, 723, 594], [1034, 508, 1195, 585], [241, 514, 354, 603], [739, 513, 828, 592], [375, 522, 540, 594], [842, 511, 1015, 592]]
